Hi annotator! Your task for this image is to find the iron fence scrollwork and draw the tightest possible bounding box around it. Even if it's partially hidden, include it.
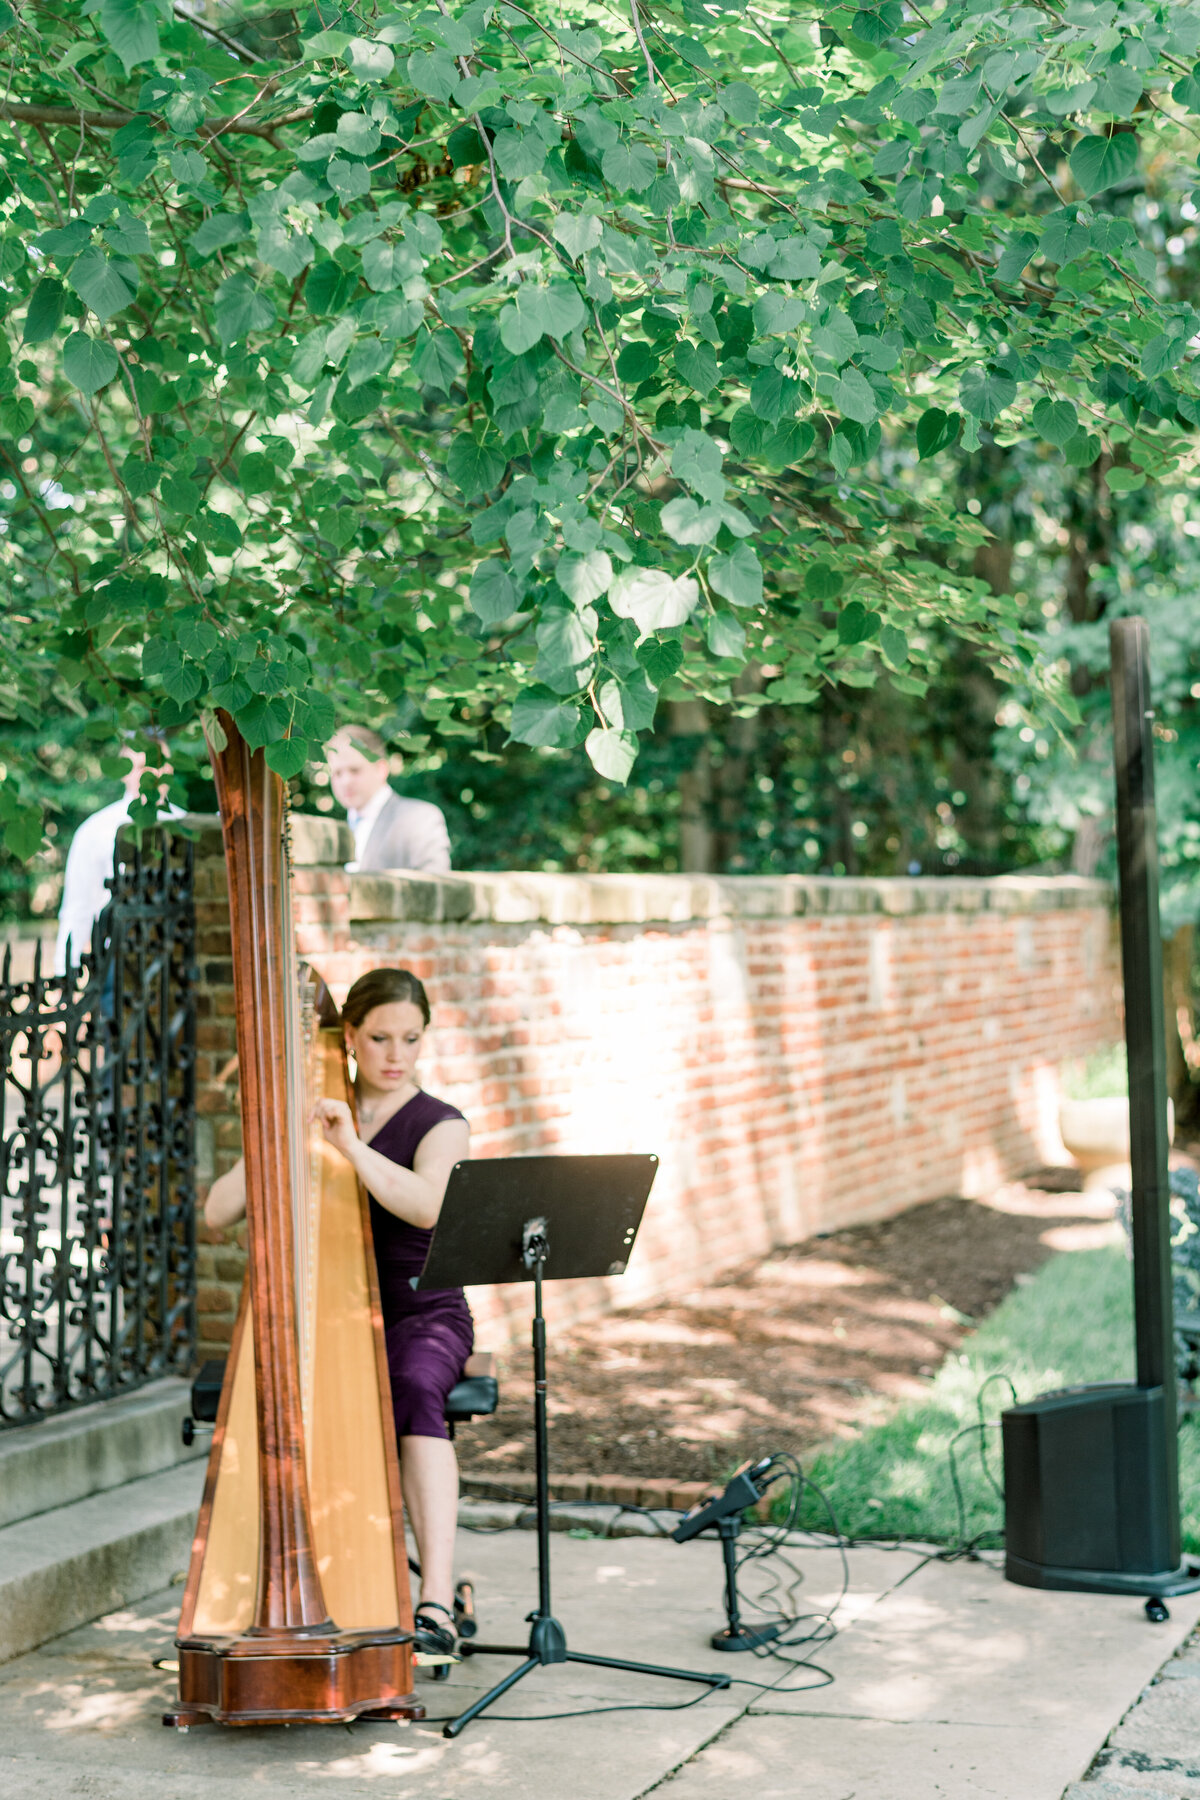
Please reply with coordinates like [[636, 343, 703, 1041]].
[[0, 830, 197, 1427]]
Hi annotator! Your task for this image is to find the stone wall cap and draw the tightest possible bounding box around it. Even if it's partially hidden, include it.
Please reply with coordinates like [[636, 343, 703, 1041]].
[[342, 868, 1114, 927]]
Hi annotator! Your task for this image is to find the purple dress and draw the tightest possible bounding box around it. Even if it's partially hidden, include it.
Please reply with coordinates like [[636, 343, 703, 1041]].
[[367, 1090, 473, 1443]]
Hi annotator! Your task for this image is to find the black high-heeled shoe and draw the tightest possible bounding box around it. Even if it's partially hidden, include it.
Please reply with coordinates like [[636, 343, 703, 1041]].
[[413, 1602, 457, 1679]]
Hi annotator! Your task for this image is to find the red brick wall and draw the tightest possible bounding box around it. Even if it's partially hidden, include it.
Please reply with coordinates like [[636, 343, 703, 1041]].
[[190, 817, 1121, 1351]]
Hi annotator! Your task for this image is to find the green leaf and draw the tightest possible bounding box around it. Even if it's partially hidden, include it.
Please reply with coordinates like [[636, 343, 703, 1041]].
[[556, 549, 612, 605], [161, 474, 201, 515], [706, 612, 746, 659], [615, 340, 656, 383], [837, 601, 880, 645], [805, 563, 843, 602], [719, 81, 760, 123], [327, 158, 372, 201], [122, 456, 161, 497], [599, 670, 658, 732], [534, 607, 596, 691], [470, 559, 520, 625], [1140, 332, 1187, 378], [1105, 465, 1146, 493], [447, 437, 506, 497], [412, 327, 464, 393], [215, 273, 274, 347], [98, 0, 160, 74], [68, 247, 137, 322], [852, 3, 902, 44], [1172, 65, 1200, 111], [62, 331, 119, 394], [674, 340, 720, 395], [509, 687, 583, 748], [1062, 430, 1101, 468], [996, 230, 1038, 284], [407, 47, 459, 102], [729, 407, 772, 456], [832, 367, 878, 425], [880, 625, 908, 667], [709, 542, 763, 608], [1040, 210, 1091, 267], [265, 737, 310, 779], [346, 338, 391, 388], [585, 726, 638, 783], [538, 285, 586, 342], [601, 142, 657, 193], [749, 366, 799, 422], [499, 284, 586, 354], [336, 112, 382, 157], [1031, 397, 1079, 446], [1093, 65, 1142, 117], [494, 130, 547, 180], [190, 212, 251, 258], [200, 509, 243, 552], [237, 695, 291, 747], [553, 212, 603, 260], [23, 278, 65, 345], [346, 36, 395, 81], [1068, 133, 1139, 198], [661, 496, 721, 545], [671, 428, 724, 499], [609, 566, 700, 633], [916, 407, 960, 459], [161, 661, 203, 704], [637, 637, 685, 686], [959, 366, 1017, 422]]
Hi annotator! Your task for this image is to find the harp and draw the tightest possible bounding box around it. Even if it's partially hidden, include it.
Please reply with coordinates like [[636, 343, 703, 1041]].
[[165, 716, 422, 1728]]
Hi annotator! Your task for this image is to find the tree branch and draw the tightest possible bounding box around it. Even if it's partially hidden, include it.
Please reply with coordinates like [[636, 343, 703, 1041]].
[[0, 101, 313, 138]]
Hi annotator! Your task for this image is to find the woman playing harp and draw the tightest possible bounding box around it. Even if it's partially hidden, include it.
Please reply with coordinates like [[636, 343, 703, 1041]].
[[206, 966, 471, 1658]]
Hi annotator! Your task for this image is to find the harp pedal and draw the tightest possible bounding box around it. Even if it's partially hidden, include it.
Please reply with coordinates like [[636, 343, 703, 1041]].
[[413, 1651, 459, 1666]]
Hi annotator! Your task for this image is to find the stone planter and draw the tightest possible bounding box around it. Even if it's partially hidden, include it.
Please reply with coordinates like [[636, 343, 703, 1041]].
[[1058, 1094, 1174, 1190]]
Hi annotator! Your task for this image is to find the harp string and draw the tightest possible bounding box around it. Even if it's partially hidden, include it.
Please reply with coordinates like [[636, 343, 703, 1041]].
[[279, 799, 320, 1437]]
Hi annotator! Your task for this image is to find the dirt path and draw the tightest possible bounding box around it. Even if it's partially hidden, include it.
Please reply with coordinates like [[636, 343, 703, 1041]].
[[455, 1172, 1121, 1485]]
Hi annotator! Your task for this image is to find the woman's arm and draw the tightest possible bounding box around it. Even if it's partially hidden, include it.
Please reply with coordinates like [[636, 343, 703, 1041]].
[[204, 1157, 246, 1230], [313, 1100, 469, 1230]]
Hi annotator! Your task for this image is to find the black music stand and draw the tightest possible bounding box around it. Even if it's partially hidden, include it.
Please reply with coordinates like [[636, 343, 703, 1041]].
[[414, 1154, 732, 1738]]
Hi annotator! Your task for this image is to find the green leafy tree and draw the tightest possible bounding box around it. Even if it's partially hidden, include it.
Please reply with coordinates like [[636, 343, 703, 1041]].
[[3, 0, 1200, 853]]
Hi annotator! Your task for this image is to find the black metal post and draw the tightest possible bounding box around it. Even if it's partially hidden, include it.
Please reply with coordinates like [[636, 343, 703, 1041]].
[[1110, 617, 1180, 1553], [532, 1258, 552, 1622]]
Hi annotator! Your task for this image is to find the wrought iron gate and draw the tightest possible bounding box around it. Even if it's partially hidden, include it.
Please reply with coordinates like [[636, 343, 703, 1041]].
[[0, 830, 197, 1427]]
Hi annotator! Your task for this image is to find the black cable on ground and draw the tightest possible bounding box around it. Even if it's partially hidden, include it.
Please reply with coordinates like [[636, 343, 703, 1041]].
[[441, 1375, 1020, 1721]]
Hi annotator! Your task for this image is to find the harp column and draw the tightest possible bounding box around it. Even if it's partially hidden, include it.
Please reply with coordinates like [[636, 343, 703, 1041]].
[[210, 718, 332, 1636]]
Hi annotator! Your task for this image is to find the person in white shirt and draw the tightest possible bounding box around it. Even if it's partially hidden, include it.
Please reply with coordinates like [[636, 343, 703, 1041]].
[[326, 728, 451, 874], [54, 742, 178, 974]]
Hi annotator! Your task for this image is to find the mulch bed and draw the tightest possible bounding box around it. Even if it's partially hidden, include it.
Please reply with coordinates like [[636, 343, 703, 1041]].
[[455, 1171, 1112, 1493]]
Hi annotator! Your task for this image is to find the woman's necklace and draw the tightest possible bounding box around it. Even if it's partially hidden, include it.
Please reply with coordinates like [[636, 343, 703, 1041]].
[[355, 1084, 414, 1136]]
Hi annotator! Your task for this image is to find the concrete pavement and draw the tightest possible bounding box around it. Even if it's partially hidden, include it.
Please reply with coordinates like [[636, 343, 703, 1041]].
[[1, 1525, 1197, 1799]]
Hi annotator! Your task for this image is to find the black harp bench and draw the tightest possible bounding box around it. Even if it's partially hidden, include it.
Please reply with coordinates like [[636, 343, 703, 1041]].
[[182, 1352, 500, 1442]]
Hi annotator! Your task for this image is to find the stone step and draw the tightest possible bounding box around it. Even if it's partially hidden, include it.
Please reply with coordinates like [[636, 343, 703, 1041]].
[[0, 1378, 205, 1530], [0, 1458, 204, 1665]]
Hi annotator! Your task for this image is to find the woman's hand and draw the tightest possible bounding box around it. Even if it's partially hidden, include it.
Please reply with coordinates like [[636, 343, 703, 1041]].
[[313, 1097, 361, 1161]]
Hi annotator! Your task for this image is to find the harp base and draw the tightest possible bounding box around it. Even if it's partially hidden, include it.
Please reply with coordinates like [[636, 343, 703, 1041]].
[[165, 1630, 425, 1728]]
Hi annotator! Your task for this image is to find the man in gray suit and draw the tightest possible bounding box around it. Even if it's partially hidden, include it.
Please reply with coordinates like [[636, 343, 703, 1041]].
[[326, 727, 451, 873]]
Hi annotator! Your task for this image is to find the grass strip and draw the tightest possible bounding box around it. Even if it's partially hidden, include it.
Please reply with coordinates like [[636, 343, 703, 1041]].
[[793, 1245, 1200, 1552]]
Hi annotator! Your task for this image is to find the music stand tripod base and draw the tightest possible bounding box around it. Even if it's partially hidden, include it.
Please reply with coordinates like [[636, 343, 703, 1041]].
[[412, 1157, 732, 1739]]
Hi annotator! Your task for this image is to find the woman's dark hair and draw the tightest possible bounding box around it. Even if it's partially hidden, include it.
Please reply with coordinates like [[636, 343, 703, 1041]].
[[342, 967, 431, 1029]]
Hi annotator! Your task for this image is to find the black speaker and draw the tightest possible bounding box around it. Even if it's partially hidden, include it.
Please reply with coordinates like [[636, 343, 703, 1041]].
[[1003, 1383, 1183, 1593], [1000, 622, 1200, 1616]]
